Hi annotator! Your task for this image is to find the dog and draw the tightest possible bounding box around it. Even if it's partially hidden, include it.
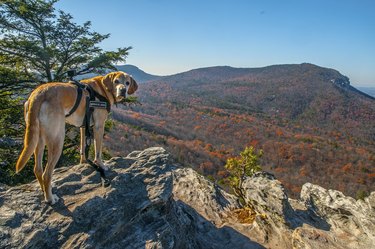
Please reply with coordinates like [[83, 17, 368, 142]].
[[15, 71, 138, 204]]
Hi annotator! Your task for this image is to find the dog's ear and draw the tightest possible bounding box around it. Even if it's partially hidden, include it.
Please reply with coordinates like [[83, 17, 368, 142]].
[[101, 72, 116, 92], [127, 77, 138, 95]]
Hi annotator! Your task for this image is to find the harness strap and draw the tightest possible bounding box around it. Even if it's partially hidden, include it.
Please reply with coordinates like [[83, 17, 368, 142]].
[[82, 94, 111, 187], [86, 84, 111, 113], [65, 82, 83, 117]]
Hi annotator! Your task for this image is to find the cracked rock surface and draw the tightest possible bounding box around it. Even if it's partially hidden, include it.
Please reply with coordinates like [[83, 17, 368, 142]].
[[1, 147, 374, 249]]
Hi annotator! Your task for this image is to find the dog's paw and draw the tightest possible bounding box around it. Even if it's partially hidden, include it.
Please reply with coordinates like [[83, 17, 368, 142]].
[[94, 160, 109, 171], [46, 194, 60, 205]]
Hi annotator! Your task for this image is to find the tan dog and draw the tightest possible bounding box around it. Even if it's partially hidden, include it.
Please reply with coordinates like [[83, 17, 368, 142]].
[[15, 71, 138, 204]]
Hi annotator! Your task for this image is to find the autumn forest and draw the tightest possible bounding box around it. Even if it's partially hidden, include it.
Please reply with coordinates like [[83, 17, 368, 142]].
[[104, 63, 375, 199]]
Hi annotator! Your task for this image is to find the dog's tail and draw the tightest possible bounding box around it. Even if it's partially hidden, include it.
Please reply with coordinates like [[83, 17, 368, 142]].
[[15, 96, 41, 173]]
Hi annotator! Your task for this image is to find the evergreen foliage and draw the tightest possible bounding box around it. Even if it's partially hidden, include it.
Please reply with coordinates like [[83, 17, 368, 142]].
[[225, 146, 263, 203], [0, 0, 131, 82]]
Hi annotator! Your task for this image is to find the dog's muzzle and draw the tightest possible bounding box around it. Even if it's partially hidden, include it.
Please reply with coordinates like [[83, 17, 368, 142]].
[[120, 88, 127, 98]]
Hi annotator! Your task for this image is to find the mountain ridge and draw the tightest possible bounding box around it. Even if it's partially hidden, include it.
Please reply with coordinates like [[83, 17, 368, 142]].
[[89, 63, 374, 100], [115, 64, 161, 83], [124, 63, 373, 99]]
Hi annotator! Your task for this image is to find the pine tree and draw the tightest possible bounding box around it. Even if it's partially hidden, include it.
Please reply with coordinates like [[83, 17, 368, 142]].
[[225, 146, 263, 203], [0, 0, 131, 82]]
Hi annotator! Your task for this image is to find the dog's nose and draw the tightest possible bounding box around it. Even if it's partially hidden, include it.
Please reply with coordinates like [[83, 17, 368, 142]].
[[120, 88, 126, 97]]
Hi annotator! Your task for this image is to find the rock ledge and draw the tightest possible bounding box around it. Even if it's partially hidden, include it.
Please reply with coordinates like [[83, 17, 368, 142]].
[[0, 147, 374, 249]]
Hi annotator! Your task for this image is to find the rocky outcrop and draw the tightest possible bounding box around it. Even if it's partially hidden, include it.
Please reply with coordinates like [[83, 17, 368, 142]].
[[298, 183, 375, 248], [0, 147, 374, 248]]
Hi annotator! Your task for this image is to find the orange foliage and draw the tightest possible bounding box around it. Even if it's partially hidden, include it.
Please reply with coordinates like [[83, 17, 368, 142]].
[[249, 139, 259, 147], [217, 170, 229, 178], [194, 125, 202, 130], [341, 163, 352, 173], [158, 121, 166, 127], [219, 123, 228, 129], [299, 167, 307, 177], [291, 185, 301, 194], [356, 148, 367, 155], [275, 128, 284, 137], [204, 144, 214, 152], [132, 113, 141, 119], [200, 161, 214, 174], [274, 167, 287, 173]]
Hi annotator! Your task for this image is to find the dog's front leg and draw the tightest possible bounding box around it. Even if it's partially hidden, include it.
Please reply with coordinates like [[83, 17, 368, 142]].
[[93, 121, 108, 171], [80, 127, 87, 164]]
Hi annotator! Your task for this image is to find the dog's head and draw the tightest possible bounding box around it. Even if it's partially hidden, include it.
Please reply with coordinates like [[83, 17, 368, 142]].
[[102, 71, 138, 102]]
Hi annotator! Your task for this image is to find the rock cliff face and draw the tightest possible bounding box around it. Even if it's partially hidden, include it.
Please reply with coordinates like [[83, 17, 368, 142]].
[[0, 147, 374, 249]]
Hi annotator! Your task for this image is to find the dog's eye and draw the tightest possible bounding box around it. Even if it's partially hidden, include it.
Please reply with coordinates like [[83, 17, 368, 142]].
[[114, 79, 120, 84], [125, 81, 130, 86]]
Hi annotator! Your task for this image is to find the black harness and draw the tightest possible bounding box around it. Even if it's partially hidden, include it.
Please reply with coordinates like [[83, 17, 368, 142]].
[[66, 80, 111, 117], [66, 80, 111, 187]]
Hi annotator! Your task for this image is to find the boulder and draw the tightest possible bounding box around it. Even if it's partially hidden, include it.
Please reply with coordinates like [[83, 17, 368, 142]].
[[0, 147, 263, 249]]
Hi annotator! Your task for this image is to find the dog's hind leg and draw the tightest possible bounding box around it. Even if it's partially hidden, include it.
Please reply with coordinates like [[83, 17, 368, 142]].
[[34, 139, 45, 193], [93, 120, 108, 171], [80, 127, 87, 164], [42, 121, 65, 205], [43, 136, 64, 204]]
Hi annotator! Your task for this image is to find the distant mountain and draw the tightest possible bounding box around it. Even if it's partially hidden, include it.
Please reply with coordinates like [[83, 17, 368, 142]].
[[115, 64, 161, 83], [74, 64, 160, 83], [357, 86, 375, 98], [146, 63, 374, 121], [108, 63, 375, 199]]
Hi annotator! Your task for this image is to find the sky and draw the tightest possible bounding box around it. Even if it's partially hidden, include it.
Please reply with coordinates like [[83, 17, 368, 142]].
[[55, 0, 375, 87]]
